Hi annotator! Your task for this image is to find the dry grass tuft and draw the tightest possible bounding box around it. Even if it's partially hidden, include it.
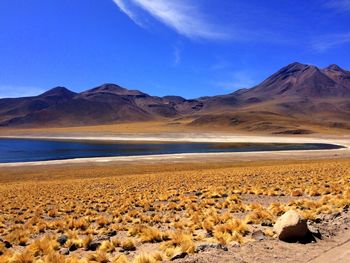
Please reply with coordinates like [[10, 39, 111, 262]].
[[0, 158, 349, 261], [133, 254, 157, 263], [121, 239, 136, 251]]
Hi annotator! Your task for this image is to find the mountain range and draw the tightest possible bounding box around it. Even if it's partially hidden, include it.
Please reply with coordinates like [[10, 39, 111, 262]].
[[1, 62, 350, 134]]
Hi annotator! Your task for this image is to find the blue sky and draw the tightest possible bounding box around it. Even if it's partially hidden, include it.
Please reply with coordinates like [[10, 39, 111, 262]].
[[0, 0, 350, 98]]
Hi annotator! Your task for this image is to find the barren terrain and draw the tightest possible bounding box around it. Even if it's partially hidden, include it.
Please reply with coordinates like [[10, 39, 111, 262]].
[[1, 63, 350, 134], [1, 157, 350, 262]]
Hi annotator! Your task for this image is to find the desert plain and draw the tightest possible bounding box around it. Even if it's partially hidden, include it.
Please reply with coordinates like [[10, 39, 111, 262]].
[[0, 124, 350, 263]]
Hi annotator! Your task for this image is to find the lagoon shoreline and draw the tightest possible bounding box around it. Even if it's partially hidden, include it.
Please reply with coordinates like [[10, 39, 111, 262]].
[[0, 133, 349, 167]]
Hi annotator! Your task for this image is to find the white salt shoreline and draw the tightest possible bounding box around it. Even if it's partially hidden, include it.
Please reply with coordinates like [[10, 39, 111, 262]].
[[0, 133, 349, 144], [0, 134, 349, 167]]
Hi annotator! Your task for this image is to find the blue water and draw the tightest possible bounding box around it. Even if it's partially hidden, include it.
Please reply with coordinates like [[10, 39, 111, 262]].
[[0, 139, 342, 163]]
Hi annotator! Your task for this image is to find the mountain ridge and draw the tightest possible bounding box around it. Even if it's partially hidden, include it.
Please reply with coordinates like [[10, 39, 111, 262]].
[[0, 62, 349, 133]]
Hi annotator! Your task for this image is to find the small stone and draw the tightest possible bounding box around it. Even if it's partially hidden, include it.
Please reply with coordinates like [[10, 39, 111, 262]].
[[19, 240, 27, 247], [87, 240, 101, 251], [69, 243, 78, 252], [60, 248, 70, 255], [57, 235, 68, 246], [205, 232, 213, 238], [194, 243, 228, 253], [195, 245, 205, 253], [252, 230, 265, 241], [4, 241, 12, 248], [273, 210, 310, 242], [332, 212, 341, 219], [261, 219, 273, 227], [107, 230, 117, 237], [119, 249, 130, 255], [171, 252, 188, 260], [314, 217, 322, 224], [221, 244, 229, 251]]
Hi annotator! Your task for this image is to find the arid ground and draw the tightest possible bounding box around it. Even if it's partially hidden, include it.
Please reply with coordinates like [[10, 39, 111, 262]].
[[1, 132, 350, 263]]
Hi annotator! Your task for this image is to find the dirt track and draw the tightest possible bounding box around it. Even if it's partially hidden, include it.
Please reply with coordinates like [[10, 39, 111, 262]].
[[308, 230, 350, 263]]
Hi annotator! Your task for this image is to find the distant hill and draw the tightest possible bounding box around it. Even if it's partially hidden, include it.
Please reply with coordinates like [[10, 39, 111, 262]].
[[0, 83, 201, 126], [1, 63, 350, 133]]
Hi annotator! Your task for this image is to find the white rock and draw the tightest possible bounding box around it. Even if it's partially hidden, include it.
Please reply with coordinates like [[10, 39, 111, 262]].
[[273, 210, 310, 242]]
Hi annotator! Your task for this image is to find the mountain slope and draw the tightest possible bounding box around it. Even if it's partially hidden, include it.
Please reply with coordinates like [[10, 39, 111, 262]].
[[191, 63, 350, 133], [235, 62, 350, 100], [0, 87, 77, 124], [0, 63, 349, 133], [0, 84, 202, 127]]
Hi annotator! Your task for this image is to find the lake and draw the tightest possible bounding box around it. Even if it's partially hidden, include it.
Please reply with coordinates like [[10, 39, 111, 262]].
[[0, 138, 342, 163]]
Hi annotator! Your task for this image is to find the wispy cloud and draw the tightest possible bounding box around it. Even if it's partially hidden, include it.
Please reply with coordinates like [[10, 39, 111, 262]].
[[323, 0, 350, 12], [0, 85, 45, 99], [216, 71, 257, 92], [172, 45, 182, 66], [113, 0, 145, 27], [311, 32, 350, 52], [210, 59, 230, 71], [112, 0, 229, 40]]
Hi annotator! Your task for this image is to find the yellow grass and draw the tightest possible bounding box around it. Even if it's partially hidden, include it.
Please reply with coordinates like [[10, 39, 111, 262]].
[[0, 158, 349, 261], [0, 118, 348, 136], [0, 121, 195, 135]]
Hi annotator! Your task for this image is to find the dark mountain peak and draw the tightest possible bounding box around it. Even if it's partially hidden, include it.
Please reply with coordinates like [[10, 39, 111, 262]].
[[264, 63, 319, 85], [40, 87, 76, 98], [282, 62, 318, 73], [259, 63, 314, 87], [94, 83, 126, 92], [322, 64, 350, 89], [242, 62, 348, 99], [286, 62, 308, 69], [82, 83, 145, 96], [325, 64, 345, 72]]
